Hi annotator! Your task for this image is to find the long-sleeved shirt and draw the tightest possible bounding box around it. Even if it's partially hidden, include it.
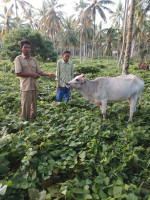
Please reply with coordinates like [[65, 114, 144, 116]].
[[56, 59, 74, 87]]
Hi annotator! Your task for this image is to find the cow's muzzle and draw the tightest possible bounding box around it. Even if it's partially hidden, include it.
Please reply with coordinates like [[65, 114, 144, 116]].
[[65, 82, 70, 88]]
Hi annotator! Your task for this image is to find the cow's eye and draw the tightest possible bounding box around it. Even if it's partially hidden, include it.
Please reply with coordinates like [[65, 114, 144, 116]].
[[76, 79, 79, 81]]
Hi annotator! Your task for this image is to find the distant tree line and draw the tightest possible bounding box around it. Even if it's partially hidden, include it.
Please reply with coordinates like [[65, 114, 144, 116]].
[[0, 0, 150, 64]]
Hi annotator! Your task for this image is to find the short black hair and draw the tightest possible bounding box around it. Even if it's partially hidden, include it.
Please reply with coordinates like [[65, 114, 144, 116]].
[[62, 50, 71, 55], [20, 39, 30, 48]]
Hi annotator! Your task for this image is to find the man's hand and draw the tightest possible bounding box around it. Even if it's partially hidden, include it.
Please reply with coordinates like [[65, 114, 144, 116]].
[[48, 73, 56, 78], [57, 82, 60, 90], [39, 72, 56, 77]]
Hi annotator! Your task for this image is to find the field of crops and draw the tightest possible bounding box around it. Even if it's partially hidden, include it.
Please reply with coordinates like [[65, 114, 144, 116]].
[[0, 58, 150, 200]]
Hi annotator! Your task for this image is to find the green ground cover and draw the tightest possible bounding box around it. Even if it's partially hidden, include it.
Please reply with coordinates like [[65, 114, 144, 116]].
[[0, 58, 150, 200]]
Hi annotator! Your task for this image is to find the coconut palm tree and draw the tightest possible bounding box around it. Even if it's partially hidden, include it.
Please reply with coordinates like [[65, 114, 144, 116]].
[[122, 0, 135, 75], [131, 0, 150, 59], [102, 27, 118, 62], [2, 0, 33, 25], [36, 1, 48, 35], [0, 5, 14, 37], [75, 0, 89, 11], [37, 0, 64, 49], [83, 0, 115, 62], [110, 0, 124, 29], [117, 0, 129, 67], [60, 17, 78, 51], [75, 0, 90, 62], [77, 9, 92, 63]]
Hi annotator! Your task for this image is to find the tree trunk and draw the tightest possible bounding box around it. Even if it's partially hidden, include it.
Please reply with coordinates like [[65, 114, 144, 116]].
[[91, 8, 96, 62], [131, 39, 135, 57], [72, 47, 75, 57], [80, 29, 83, 64], [118, 0, 129, 67], [53, 28, 55, 49], [122, 0, 135, 75], [83, 42, 86, 62], [6, 19, 10, 33], [86, 42, 88, 58]]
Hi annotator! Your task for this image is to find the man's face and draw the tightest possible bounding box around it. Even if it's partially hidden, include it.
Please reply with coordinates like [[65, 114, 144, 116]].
[[21, 43, 31, 56], [63, 53, 70, 63]]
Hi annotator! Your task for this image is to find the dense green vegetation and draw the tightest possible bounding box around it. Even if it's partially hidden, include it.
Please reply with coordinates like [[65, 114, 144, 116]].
[[0, 58, 150, 200], [1, 28, 57, 62]]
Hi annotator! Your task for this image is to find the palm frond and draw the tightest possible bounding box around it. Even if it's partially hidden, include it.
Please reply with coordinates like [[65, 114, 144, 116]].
[[98, 8, 107, 22]]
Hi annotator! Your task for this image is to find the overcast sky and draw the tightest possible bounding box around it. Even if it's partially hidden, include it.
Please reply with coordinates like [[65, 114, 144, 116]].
[[0, 0, 125, 28]]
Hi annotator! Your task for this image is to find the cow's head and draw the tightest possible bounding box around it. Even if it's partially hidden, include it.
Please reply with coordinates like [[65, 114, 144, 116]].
[[66, 74, 85, 89]]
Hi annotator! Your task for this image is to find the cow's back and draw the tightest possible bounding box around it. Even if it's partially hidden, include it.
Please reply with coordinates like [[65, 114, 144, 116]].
[[96, 75, 144, 102]]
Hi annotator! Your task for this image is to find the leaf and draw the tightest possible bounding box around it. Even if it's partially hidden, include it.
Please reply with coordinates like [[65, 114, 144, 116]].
[[124, 184, 130, 191], [84, 126, 89, 130], [84, 194, 92, 199], [28, 188, 40, 200], [127, 193, 138, 200], [113, 186, 122, 197], [47, 185, 59, 197], [60, 186, 67, 195], [116, 178, 123, 186], [104, 177, 110, 186], [7, 180, 12, 187], [84, 185, 89, 190], [92, 193, 99, 199], [86, 179, 92, 185], [39, 190, 46, 200], [38, 165, 43, 171], [99, 189, 107, 199], [69, 141, 77, 147], [20, 181, 29, 189], [0, 184, 7, 195], [31, 171, 36, 181], [95, 173, 106, 184], [79, 151, 86, 160]]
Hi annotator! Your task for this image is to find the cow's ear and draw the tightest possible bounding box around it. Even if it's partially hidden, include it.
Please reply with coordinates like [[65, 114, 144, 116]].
[[80, 74, 85, 82], [82, 77, 85, 82]]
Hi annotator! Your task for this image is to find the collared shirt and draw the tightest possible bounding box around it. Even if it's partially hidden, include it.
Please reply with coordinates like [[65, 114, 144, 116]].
[[56, 59, 73, 87], [14, 54, 42, 91]]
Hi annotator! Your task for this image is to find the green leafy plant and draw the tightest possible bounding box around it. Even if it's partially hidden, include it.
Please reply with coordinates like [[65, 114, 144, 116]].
[[0, 58, 149, 199]]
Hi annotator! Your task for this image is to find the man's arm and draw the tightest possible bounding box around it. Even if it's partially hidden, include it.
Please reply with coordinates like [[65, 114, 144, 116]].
[[16, 72, 40, 79], [56, 61, 60, 90], [33, 58, 56, 78], [39, 72, 56, 78]]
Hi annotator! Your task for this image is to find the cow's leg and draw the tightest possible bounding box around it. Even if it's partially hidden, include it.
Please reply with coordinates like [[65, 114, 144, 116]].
[[100, 100, 107, 120], [128, 98, 136, 113], [128, 94, 138, 121]]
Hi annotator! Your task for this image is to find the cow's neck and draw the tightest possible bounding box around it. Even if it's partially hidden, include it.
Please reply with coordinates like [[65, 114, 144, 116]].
[[76, 78, 97, 103]]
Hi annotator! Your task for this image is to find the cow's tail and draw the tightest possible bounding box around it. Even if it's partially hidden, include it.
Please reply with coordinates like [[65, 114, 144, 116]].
[[138, 88, 144, 109], [147, 65, 149, 71], [138, 80, 144, 109], [138, 90, 143, 109]]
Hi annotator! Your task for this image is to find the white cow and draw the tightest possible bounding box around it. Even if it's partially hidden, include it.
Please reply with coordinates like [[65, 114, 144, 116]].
[[66, 74, 144, 121]]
